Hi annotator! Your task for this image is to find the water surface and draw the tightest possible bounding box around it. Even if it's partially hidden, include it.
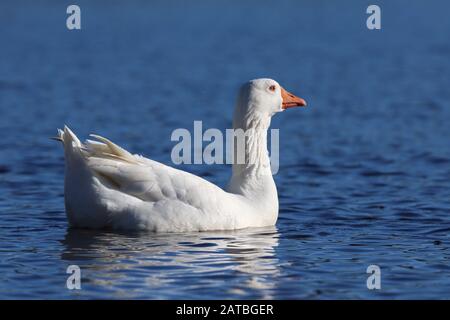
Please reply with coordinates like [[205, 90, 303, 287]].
[[0, 0, 449, 299]]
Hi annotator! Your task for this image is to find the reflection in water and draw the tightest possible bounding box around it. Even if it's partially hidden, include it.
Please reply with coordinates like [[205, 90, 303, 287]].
[[1, 0, 450, 299], [61, 227, 280, 299]]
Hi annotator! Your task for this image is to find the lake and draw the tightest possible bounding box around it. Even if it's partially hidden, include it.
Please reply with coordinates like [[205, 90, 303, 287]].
[[0, 0, 449, 299]]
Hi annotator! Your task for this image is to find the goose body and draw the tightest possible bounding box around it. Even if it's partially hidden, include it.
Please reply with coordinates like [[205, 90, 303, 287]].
[[57, 79, 306, 232]]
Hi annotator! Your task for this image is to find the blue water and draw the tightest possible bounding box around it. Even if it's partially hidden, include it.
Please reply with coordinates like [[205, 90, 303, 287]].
[[1, 0, 450, 299]]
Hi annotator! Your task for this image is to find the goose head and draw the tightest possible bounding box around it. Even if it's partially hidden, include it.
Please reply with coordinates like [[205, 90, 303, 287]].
[[233, 78, 307, 129]]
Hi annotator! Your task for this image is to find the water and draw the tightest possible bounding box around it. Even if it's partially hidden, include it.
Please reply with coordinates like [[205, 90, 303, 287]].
[[0, 0, 450, 299]]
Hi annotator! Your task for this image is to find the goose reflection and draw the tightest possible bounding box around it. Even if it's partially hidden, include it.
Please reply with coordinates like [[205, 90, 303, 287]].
[[61, 226, 280, 299]]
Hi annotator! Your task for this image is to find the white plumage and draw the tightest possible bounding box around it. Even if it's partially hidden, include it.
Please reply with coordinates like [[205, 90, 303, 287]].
[[57, 79, 306, 232]]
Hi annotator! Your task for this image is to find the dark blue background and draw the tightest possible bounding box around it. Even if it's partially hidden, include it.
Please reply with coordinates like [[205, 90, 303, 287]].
[[0, 0, 449, 299]]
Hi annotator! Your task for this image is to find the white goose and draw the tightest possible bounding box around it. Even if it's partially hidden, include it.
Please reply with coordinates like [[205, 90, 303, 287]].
[[56, 79, 306, 232]]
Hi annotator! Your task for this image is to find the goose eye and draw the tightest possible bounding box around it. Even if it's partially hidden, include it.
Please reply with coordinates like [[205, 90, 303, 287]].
[[268, 85, 276, 92]]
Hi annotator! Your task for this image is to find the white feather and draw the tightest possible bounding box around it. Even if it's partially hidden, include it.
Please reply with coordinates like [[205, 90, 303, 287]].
[[57, 79, 289, 232]]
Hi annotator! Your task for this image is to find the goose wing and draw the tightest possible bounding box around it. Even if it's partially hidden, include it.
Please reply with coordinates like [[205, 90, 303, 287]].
[[84, 134, 229, 209]]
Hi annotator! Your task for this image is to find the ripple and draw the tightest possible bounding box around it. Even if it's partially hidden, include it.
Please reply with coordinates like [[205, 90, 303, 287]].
[[359, 170, 405, 177], [0, 165, 11, 175], [1, 0, 450, 300]]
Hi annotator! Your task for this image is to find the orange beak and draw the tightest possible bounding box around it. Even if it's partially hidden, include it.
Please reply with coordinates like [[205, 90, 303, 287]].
[[281, 87, 307, 109]]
